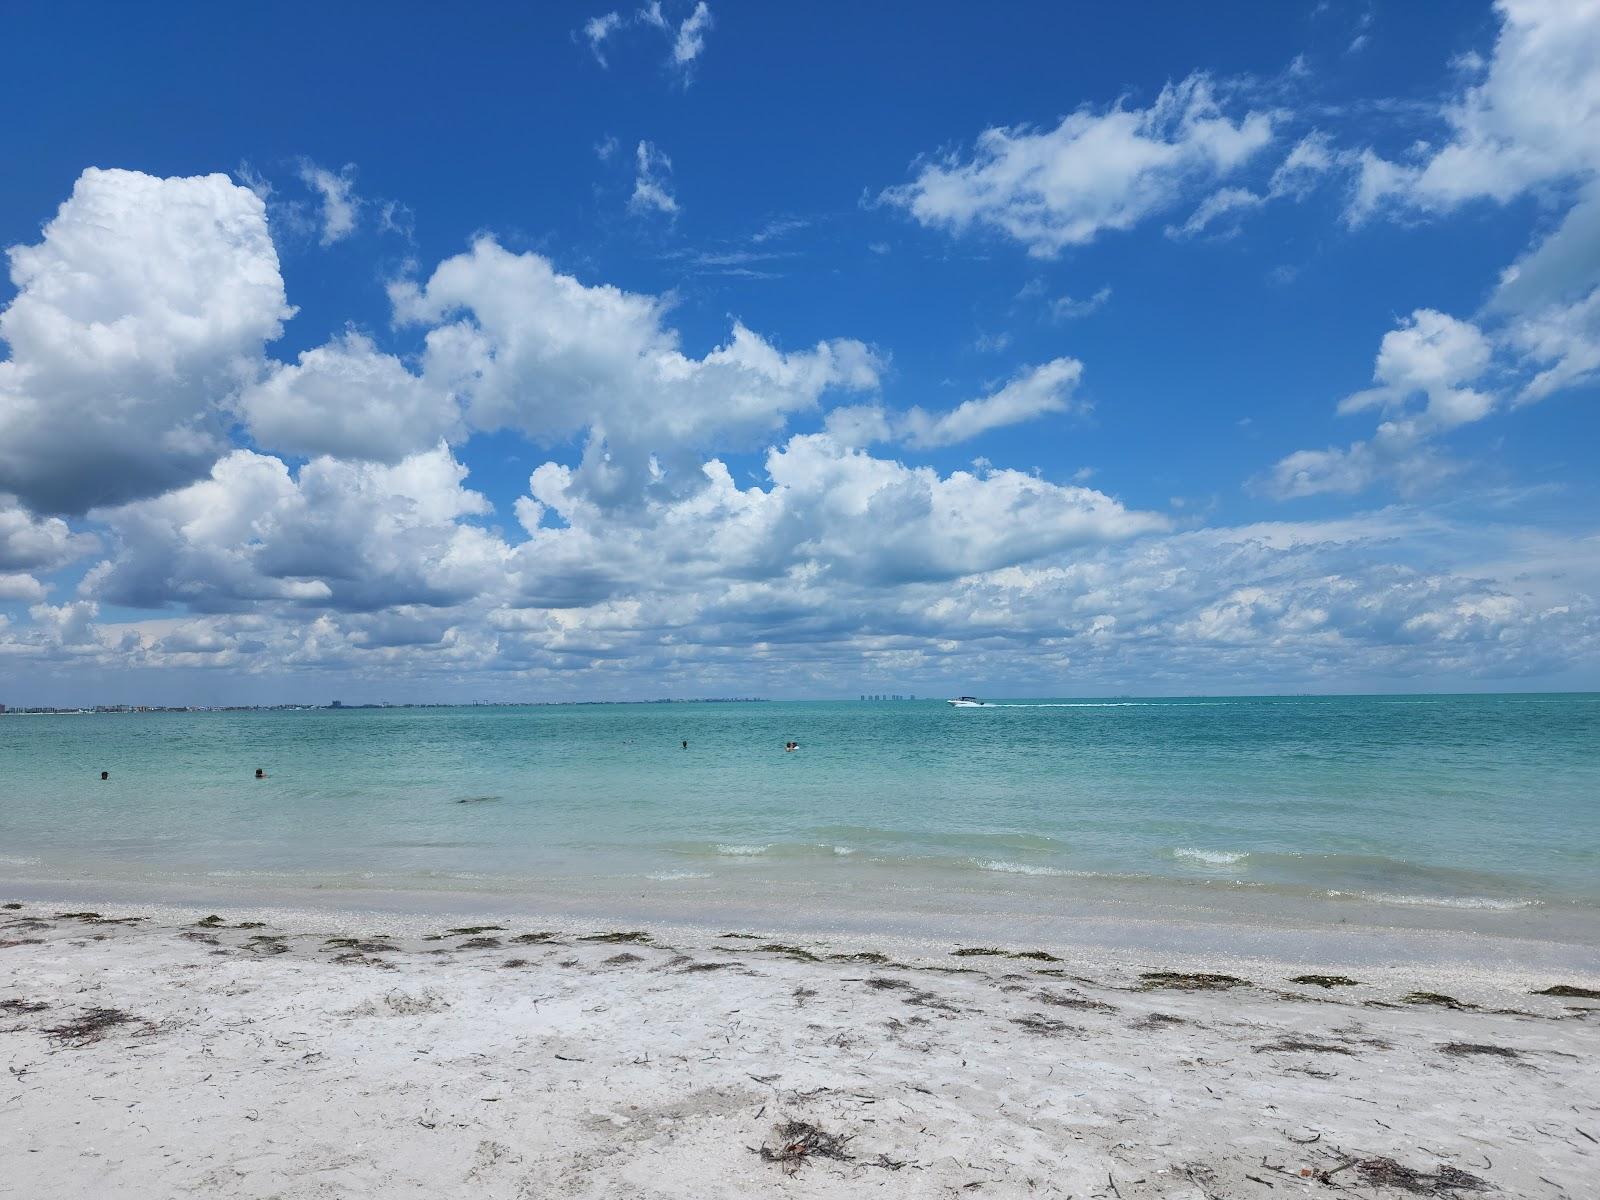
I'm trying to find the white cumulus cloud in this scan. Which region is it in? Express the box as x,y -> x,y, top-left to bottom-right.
881,74 -> 1274,256
389,237 -> 880,508
0,168 -> 291,514
239,332 -> 462,462
1350,0 -> 1600,221
896,358 -> 1085,448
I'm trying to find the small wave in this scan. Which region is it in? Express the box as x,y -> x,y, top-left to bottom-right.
1173,848 -> 1249,868
0,854 -> 42,866
453,795 -> 502,805
714,843 -> 770,856
831,846 -> 856,856
974,859 -> 1082,877
1329,890 -> 1540,912
647,870 -> 712,881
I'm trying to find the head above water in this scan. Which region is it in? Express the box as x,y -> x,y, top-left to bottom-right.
100,770 -> 108,780
254,768 -> 265,778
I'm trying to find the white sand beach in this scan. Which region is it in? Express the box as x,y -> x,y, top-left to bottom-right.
3,900 -> 1596,1198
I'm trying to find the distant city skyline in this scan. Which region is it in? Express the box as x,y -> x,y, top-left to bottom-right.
1,1 -> 1597,705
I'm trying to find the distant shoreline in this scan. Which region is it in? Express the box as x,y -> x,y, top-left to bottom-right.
4,691 -> 1596,716
0,697 -> 771,715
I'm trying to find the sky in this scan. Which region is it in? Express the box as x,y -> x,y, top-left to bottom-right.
0,0 -> 1598,705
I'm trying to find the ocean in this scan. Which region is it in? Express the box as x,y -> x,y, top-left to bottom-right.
4,694 -> 1598,946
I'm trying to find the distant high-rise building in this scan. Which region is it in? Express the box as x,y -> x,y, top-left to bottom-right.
330,700 -> 343,708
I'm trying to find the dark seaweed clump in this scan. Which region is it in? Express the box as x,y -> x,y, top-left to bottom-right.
45,1007 -> 135,1045
1533,984 -> 1600,1000
1401,992 -> 1476,1011
1139,971 -> 1251,991
1440,1041 -> 1519,1058
1351,1156 -> 1489,1195
755,1120 -> 854,1173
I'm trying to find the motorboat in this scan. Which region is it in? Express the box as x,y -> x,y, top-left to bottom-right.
947,696 -> 989,707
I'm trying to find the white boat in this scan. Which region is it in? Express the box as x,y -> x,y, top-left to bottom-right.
947,696 -> 989,707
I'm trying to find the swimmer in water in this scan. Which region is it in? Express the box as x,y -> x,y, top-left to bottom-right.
254,768 -> 266,779
681,740 -> 688,750
785,741 -> 799,752
100,770 -> 109,780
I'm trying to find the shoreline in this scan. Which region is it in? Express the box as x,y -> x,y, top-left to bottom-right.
3,895 -> 1597,1197
8,870 -> 1599,988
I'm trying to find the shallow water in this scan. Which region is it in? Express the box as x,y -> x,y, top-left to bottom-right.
3,695 -> 1597,935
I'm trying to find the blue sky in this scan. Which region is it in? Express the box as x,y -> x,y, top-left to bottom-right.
1,0 -> 1597,703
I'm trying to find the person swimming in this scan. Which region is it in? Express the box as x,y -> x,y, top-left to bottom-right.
784,741 -> 799,752
254,768 -> 266,779
681,740 -> 688,750
100,770 -> 108,780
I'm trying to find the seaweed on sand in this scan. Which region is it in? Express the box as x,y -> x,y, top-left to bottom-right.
1534,984 -> 1600,1000
1034,988 -> 1116,1013
56,911 -> 144,925
1139,971 -> 1251,991
1439,1041 -> 1520,1058
903,989 -> 960,1013
1130,1012 -> 1185,1030
457,937 -> 502,950
1,998 -> 48,1014
755,943 -> 823,962
578,930 -> 652,944
333,951 -> 394,968
604,952 -> 643,965
1401,992 -> 1477,1010
445,925 -> 505,936
1,903 -> 22,910
952,946 -> 1061,962
1345,1156 -> 1490,1194
243,935 -> 290,955
193,914 -> 227,928
1255,1037 -> 1356,1055
509,932 -> 559,945
45,1007 -> 136,1045
755,1119 -> 854,1174
1290,974 -> 1361,988
1012,1013 -> 1079,1036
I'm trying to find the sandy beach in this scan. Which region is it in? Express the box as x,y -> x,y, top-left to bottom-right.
3,899 -> 1596,1198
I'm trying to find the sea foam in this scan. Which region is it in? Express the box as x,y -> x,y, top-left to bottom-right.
1172,847 -> 1249,868
974,859 -> 1081,877
1330,890 -> 1540,911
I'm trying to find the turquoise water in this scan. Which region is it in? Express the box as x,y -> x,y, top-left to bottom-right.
3,695 -> 1598,924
